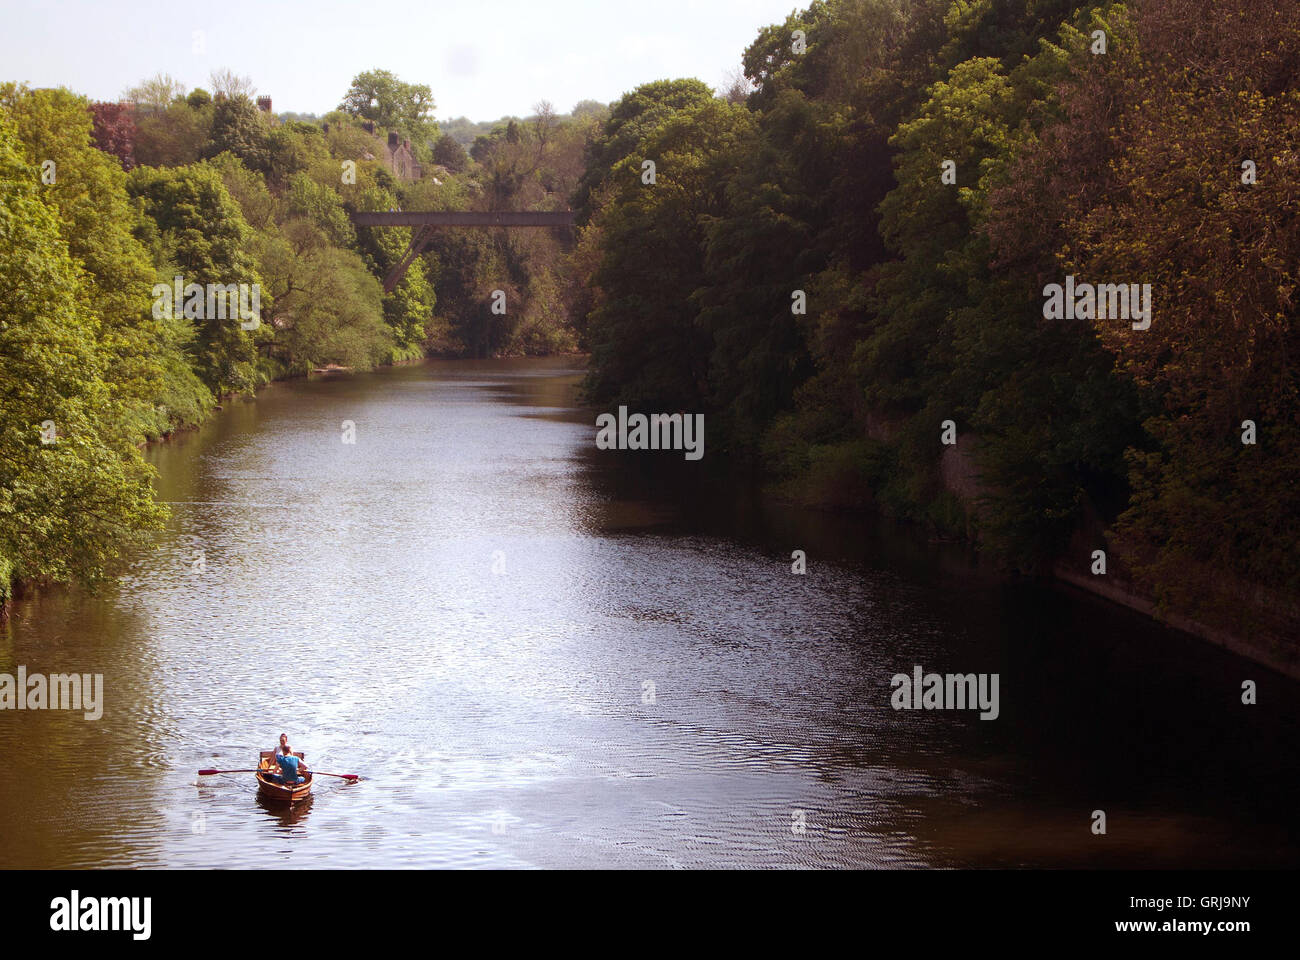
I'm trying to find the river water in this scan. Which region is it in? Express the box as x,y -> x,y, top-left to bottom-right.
1,358 -> 1296,868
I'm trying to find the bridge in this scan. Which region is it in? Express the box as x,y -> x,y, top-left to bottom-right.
349,211 -> 575,293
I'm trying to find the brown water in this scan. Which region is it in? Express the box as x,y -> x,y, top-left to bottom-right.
1,357 -> 1296,868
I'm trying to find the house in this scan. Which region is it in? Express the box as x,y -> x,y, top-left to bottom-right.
384,132 -> 422,181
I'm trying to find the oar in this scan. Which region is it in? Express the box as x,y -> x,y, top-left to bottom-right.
198,768 -> 359,781
198,768 -> 260,775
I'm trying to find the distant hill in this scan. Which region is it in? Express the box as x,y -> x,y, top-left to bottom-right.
441,100 -> 607,149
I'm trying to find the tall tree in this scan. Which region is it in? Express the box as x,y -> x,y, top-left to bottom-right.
2,83 -> 212,440
127,163 -> 266,392
0,114 -> 165,599
338,69 -> 436,148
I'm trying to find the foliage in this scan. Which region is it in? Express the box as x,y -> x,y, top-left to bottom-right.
988,0 -> 1300,607
1,84 -> 212,441
431,134 -> 469,174
204,95 -> 269,172
126,162 -> 265,392
0,114 -> 166,597
338,69 -> 436,150
89,101 -> 137,169
577,0 -> 1300,638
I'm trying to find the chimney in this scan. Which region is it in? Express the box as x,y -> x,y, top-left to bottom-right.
403,139 -> 410,151
388,131 -> 398,148
256,96 -> 272,113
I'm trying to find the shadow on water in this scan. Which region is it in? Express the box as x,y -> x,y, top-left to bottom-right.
563,369 -> 1300,868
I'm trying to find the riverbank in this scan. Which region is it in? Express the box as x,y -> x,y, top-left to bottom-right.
0,349 -> 464,619
1052,561 -> 1299,680
764,433 -> 1300,681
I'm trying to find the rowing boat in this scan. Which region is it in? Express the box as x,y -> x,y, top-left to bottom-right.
256,750 -> 313,804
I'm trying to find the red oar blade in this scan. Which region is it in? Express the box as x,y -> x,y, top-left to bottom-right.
197,768 -> 259,775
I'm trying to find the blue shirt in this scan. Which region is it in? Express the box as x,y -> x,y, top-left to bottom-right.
276,754 -> 303,783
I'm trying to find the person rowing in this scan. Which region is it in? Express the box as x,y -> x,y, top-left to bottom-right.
265,737 -> 309,784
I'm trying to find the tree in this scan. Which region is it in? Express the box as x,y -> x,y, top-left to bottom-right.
133,98 -> 211,167
263,121 -> 328,187
209,69 -> 256,101
584,98 -> 757,410
2,83 -> 212,441
354,184 -> 436,356
252,218 -> 392,372
992,0 -> 1300,619
431,133 -> 469,173
204,95 -> 269,172
89,101 -> 137,169
572,78 -> 716,222
284,170 -> 356,247
206,150 -> 276,228
571,100 -> 608,119
122,73 -> 186,110
127,163 -> 265,392
338,69 -> 436,147
0,114 -> 165,600
719,66 -> 752,103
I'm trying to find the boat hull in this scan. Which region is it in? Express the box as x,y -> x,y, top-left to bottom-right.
256,751 -> 313,804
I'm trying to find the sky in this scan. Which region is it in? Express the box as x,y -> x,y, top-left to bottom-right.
2,0 -> 801,121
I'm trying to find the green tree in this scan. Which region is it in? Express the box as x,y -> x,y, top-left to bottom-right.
338,69 -> 436,148
253,218 -> 392,372
354,184 -> 435,356
127,163 -> 265,392
134,98 -> 212,167
573,78 -> 716,222
204,95 -> 270,172
431,133 -> 469,173
122,73 -> 185,109
997,0 -> 1300,618
0,83 -> 212,441
284,171 -> 357,248
0,115 -> 165,600
585,98 -> 757,410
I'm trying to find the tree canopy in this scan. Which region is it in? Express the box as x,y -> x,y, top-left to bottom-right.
338,69 -> 436,148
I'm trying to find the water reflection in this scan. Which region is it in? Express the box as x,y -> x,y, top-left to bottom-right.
256,793 -> 315,828
0,358 -> 1296,869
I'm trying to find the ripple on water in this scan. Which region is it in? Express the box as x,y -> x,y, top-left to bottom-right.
3,359 -> 1297,869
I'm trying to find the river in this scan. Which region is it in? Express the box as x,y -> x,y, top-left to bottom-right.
1,358 -> 1296,868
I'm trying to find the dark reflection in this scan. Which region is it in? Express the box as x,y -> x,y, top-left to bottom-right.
256,792 -> 314,828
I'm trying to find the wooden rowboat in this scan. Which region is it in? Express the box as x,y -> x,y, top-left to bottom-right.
256,750 -> 313,805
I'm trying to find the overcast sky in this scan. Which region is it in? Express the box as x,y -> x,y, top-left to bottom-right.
2,0 -> 800,120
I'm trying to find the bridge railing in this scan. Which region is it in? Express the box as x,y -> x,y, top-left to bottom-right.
350,211 -> 575,228
348,211 -> 576,292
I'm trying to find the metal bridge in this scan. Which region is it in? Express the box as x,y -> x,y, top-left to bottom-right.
349,211 -> 575,292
